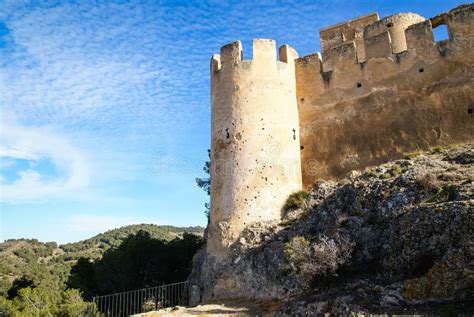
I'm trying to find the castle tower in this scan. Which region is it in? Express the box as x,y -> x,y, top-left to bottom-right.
208,39 -> 302,260
364,13 -> 425,54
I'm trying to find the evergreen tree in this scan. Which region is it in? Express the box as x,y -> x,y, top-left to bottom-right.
196,149 -> 211,218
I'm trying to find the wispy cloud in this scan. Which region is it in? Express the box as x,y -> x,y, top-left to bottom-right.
0,1 -> 206,140
0,117 -> 90,202
0,1 -> 342,137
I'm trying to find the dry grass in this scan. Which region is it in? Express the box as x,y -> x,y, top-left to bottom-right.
283,191 -> 309,210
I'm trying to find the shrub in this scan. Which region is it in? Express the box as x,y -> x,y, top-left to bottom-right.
284,233 -> 355,279
284,191 -> 309,210
7,277 -> 35,299
404,149 -> 423,159
284,236 -> 311,274
390,164 -> 402,177
56,289 -> 92,316
425,184 -> 459,203
416,173 -> 439,190
381,164 -> 402,179
366,167 -> 378,178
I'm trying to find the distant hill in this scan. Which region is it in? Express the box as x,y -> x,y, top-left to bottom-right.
0,224 -> 204,296
60,224 -> 204,260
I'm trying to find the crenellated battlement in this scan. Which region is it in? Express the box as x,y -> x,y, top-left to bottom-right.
211,39 -> 298,78
298,4 -> 474,87
320,12 -> 379,63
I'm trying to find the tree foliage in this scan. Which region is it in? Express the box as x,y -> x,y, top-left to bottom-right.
67,231 -> 203,300
0,225 -> 204,315
61,224 -> 203,260
1,286 -> 91,316
196,149 -> 211,218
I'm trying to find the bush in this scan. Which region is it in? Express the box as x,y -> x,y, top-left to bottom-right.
284,233 -> 355,279
390,164 -> 402,177
284,191 -> 309,210
366,167 -> 378,178
56,289 -> 92,316
381,164 -> 403,179
1,287 -> 91,316
7,277 -> 35,299
416,173 -> 439,190
284,236 -> 311,274
425,184 -> 459,203
404,150 -> 423,159
13,248 -> 35,262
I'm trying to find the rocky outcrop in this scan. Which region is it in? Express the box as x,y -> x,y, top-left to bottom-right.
189,144 -> 474,315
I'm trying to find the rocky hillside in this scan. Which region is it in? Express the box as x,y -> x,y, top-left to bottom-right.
189,144 -> 473,315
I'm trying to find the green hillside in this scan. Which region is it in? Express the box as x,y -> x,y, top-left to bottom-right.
0,224 -> 204,297
60,224 -> 204,260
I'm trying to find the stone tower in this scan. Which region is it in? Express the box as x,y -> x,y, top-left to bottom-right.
207,39 -> 302,260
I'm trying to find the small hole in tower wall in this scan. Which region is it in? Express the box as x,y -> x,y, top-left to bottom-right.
419,68 -> 424,73
386,22 -> 394,28
357,83 -> 362,88
468,108 -> 473,114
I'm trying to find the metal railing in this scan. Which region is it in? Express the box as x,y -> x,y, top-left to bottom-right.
91,281 -> 188,316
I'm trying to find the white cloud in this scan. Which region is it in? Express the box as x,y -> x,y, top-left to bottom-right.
66,214 -> 164,234
0,118 -> 90,202
0,1 -> 340,150
0,1 -> 204,145
0,148 -> 39,160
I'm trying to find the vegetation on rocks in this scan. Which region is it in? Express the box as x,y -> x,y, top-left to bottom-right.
283,191 -> 309,210
284,234 -> 354,279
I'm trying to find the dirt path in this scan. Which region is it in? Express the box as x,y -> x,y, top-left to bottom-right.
133,299 -> 281,316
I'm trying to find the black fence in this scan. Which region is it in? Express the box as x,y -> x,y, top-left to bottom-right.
91,281 -> 188,316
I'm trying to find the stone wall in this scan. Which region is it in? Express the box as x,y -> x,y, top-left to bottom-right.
296,4 -> 474,187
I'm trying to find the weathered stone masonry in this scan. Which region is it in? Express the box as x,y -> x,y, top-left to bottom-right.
208,40 -> 302,260
208,4 -> 474,260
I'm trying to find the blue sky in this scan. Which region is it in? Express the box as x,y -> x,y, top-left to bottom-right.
0,0 -> 464,243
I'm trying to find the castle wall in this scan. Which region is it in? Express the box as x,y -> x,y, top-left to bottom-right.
208,40 -> 302,260
296,5 -> 474,187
